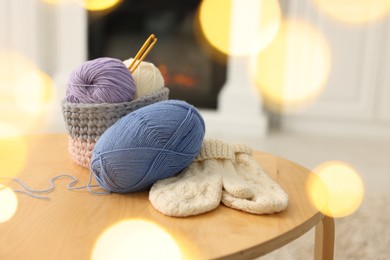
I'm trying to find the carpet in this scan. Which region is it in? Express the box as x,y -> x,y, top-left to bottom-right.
259,191 -> 390,260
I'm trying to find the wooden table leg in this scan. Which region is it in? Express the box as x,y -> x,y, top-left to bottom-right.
314,215 -> 335,260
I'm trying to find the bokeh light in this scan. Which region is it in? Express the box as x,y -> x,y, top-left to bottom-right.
92,219 -> 181,260
13,69 -> 54,115
75,0 -> 122,11
312,0 -> 390,25
0,50 -> 55,133
306,161 -> 365,218
40,0 -> 72,5
0,51 -> 36,84
0,123 -> 29,178
0,184 -> 18,223
253,19 -> 332,113
196,0 -> 281,57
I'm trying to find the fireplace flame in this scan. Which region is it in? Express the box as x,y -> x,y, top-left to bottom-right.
158,64 -> 197,89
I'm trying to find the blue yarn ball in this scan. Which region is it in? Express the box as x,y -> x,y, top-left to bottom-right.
91,100 -> 205,193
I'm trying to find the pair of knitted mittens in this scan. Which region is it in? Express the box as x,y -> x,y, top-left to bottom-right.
149,139 -> 288,217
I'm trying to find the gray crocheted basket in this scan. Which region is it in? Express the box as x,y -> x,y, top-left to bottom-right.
62,87 -> 169,168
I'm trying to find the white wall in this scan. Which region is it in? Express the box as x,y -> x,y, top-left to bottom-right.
0,0 -> 86,134
2,0 -> 389,138
279,0 -> 390,138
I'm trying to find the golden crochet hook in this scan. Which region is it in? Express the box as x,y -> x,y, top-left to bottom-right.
128,34 -> 158,73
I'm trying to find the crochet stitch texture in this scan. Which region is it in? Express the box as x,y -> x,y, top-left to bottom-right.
62,87 -> 169,168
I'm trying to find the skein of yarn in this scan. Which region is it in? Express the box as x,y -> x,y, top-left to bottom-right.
123,58 -> 164,98
90,100 -> 205,193
67,57 -> 136,104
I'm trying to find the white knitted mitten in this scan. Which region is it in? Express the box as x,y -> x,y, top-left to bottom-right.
149,139 -> 234,217
221,144 -> 289,215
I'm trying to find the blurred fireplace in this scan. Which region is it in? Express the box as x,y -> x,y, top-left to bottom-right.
88,0 -> 227,109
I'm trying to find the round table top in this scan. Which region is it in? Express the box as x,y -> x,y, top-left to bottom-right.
0,134 -> 323,260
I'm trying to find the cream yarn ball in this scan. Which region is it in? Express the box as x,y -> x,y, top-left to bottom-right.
123,58 -> 165,99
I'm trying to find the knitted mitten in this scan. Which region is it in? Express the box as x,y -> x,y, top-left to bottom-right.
221,144 -> 289,215
149,139 -> 234,217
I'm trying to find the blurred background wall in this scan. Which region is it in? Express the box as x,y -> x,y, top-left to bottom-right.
0,0 -> 390,139
1,2 -> 390,257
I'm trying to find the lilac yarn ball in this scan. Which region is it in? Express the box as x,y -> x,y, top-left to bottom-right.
66,57 -> 136,104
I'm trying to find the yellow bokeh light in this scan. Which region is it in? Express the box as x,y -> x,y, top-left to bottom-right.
253,19 -> 332,113
0,50 -> 55,133
306,161 -> 365,218
0,123 -> 29,178
0,184 -> 18,223
0,51 -> 36,82
92,219 -> 182,260
312,0 -> 390,25
75,0 -> 122,11
13,69 -> 54,115
197,0 -> 281,56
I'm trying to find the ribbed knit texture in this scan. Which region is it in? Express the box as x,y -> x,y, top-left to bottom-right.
195,139 -> 235,161
232,143 -> 252,155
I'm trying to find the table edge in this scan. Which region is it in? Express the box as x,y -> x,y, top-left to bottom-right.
218,211 -> 324,260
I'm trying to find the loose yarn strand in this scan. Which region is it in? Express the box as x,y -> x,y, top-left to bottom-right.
13,190 -> 50,200
86,169 -> 111,195
0,174 -> 109,200
0,181 -> 48,200
0,177 -> 52,200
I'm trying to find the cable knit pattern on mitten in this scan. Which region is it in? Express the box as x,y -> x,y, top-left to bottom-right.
150,140 -> 288,217
197,140 -> 254,199
149,159 -> 223,217
149,139 -> 235,217
221,144 -> 289,215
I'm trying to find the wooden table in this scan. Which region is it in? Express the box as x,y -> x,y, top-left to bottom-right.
0,135 -> 334,260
